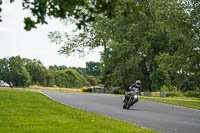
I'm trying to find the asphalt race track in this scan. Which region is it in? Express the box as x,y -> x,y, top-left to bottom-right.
41,91 -> 200,133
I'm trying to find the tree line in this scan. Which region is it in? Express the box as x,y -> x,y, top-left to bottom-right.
0,56 -> 101,88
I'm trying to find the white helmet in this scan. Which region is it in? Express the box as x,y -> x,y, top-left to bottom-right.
136,80 -> 141,86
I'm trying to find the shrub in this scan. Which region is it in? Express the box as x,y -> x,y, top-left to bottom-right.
194,87 -> 200,92
160,85 -> 169,92
150,69 -> 170,92
169,86 -> 177,92
166,92 -> 180,97
86,75 -> 99,86
54,69 -> 90,88
184,91 -> 200,98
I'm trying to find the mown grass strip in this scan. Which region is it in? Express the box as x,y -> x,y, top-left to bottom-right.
0,89 -> 156,133
141,96 -> 200,110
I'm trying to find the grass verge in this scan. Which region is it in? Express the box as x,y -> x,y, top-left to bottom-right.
141,96 -> 200,110
0,89 -> 156,133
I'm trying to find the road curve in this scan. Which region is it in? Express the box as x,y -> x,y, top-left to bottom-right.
41,91 -> 200,133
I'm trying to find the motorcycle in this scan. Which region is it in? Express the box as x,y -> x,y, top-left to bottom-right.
123,87 -> 139,109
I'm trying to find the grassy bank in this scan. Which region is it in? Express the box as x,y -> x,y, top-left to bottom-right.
0,89 -> 156,133
141,96 -> 200,110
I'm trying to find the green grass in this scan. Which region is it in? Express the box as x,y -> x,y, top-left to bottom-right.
141,96 -> 200,110
0,89 -> 156,133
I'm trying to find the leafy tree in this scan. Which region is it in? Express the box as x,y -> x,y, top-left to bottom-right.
45,71 -> 55,87
49,65 -> 59,71
54,68 -> 90,88
71,67 -> 87,76
86,61 -> 101,77
0,0 -> 121,30
24,58 -> 53,86
0,56 -> 31,86
48,0 -> 200,91
86,75 -> 100,86
49,65 -> 67,71
0,58 -> 10,82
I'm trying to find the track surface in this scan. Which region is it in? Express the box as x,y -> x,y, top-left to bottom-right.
41,91 -> 200,133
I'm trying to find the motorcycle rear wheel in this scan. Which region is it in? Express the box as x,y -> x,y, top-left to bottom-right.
123,103 -> 127,109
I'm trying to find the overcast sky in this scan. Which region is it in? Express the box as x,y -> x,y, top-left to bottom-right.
0,1 -> 102,68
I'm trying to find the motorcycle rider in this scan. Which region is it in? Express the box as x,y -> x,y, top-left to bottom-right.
9,82 -> 13,88
124,80 -> 142,101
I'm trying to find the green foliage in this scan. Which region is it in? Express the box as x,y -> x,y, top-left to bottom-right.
45,71 -> 55,87
49,65 -> 88,76
71,67 -> 87,76
184,91 -> 200,98
85,75 -> 100,86
0,56 -> 31,87
86,61 -> 101,77
150,70 -> 168,91
24,17 -> 36,31
49,0 -> 200,92
0,55 -> 103,88
1,56 -> 94,88
160,85 -> 169,92
0,0 -> 122,30
24,58 -> 52,86
65,68 -> 90,87
48,65 -> 68,71
166,92 -> 181,97
54,71 -> 71,88
54,69 -> 90,88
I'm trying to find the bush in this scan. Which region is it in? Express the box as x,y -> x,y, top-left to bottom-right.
166,92 -> 181,97
54,69 -> 90,88
160,85 -> 177,92
150,69 -> 169,92
160,85 -> 169,92
184,91 -> 200,98
86,75 -> 99,86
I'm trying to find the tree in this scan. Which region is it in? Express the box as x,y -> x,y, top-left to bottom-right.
86,61 -> 101,77
54,68 -> 90,88
48,0 -> 200,91
0,0 -> 121,30
71,67 -> 87,76
48,65 -> 67,71
0,56 -> 31,86
24,58 -> 53,86
85,75 -> 99,86
0,58 -> 10,82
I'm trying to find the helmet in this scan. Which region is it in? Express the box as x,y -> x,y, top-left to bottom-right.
136,80 -> 141,86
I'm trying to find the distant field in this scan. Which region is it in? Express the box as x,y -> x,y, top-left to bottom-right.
0,89 -> 156,133
141,96 -> 200,110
